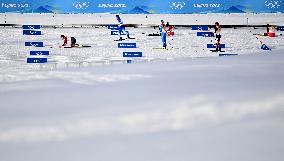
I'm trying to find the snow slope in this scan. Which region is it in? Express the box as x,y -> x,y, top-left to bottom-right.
1,13 -> 284,26
0,13 -> 283,75
0,49 -> 284,161
0,26 -> 284,75
0,13 -> 284,161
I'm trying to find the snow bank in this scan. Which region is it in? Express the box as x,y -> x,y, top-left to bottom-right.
0,49 -> 284,161
1,13 -> 284,26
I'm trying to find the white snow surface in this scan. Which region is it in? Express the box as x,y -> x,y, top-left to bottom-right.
0,50 -> 284,161
0,14 -> 284,75
1,13 -> 284,26
0,14 -> 284,161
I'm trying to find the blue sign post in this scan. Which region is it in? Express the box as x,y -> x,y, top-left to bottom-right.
111,30 -> 126,35
118,43 -> 137,48
23,25 -> 49,63
197,32 -> 214,37
23,30 -> 42,35
207,44 -> 226,48
192,26 -> 209,31
27,58 -> 48,63
123,52 -> 142,57
30,51 -> 49,56
25,42 -> 44,47
277,26 -> 284,31
22,25 -> 41,30
108,25 -> 120,30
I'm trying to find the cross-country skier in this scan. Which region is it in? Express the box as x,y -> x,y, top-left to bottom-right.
214,22 -> 222,52
159,20 -> 167,49
268,25 -> 276,37
166,22 -> 174,48
60,35 -> 77,47
61,35 -> 68,46
166,22 -> 174,36
116,15 -> 132,41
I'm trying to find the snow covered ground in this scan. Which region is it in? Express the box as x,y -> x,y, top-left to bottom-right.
1,13 -> 284,26
0,14 -> 284,161
0,24 -> 284,76
0,49 -> 284,161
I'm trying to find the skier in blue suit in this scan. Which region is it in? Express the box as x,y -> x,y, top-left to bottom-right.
159,20 -> 167,49
116,15 -> 132,41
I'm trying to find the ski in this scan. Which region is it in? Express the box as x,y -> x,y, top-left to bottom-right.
210,50 -> 225,52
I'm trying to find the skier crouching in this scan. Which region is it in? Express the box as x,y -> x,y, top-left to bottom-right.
60,35 -> 77,48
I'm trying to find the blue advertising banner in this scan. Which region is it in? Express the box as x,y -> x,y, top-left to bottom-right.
27,58 -> 48,63
111,30 -> 127,35
0,0 -> 283,13
25,42 -> 44,47
277,26 -> 284,31
207,44 -> 226,48
108,25 -> 120,30
30,51 -> 49,56
23,30 -> 41,35
197,32 -> 214,37
22,25 -> 41,30
123,52 -> 142,57
192,26 -> 209,31
118,43 -> 137,48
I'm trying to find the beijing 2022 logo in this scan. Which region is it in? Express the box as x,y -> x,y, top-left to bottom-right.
265,0 -> 282,9
73,1 -> 90,10
169,1 -> 186,10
